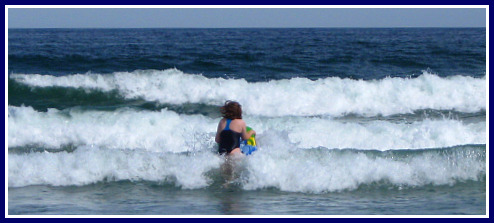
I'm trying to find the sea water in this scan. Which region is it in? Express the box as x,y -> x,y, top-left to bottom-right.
7,28 -> 486,215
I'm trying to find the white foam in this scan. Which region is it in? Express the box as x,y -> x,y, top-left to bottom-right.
253,116 -> 486,150
8,106 -> 218,153
8,146 -> 222,188
9,69 -> 486,117
8,106 -> 486,152
8,144 -> 485,191
241,146 -> 485,193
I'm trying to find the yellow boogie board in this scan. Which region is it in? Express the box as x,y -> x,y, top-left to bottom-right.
240,126 -> 257,155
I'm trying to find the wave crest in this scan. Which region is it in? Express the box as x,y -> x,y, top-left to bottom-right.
9,69 -> 486,117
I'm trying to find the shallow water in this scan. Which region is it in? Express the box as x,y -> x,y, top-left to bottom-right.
9,179 -> 485,215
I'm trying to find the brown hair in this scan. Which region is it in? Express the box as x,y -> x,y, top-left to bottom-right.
220,100 -> 242,119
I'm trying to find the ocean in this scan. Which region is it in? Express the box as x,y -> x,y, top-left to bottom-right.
7,28 -> 486,215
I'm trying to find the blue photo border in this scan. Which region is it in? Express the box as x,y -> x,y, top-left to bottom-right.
1,0 -> 491,220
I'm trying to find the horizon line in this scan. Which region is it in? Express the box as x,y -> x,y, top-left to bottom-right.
7,26 -> 487,29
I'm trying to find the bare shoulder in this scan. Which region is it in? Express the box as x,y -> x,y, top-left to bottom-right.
228,119 -> 245,132
229,119 -> 244,128
234,119 -> 246,125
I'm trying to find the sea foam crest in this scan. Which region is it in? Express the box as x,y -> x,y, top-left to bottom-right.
242,145 -> 485,192
8,147 -> 222,188
10,69 -> 486,117
8,144 -> 485,191
8,106 -> 485,151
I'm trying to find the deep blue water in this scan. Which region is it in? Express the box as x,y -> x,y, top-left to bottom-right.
8,28 -> 486,81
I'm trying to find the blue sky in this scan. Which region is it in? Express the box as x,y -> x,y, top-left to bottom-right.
8,8 -> 487,28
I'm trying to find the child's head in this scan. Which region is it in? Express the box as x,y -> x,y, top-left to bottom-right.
220,100 -> 242,119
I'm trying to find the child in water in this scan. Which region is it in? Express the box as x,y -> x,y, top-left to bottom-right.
215,100 -> 256,156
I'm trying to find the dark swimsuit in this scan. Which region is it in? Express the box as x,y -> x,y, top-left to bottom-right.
218,119 -> 242,154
